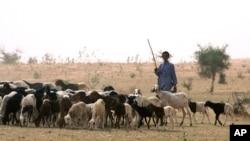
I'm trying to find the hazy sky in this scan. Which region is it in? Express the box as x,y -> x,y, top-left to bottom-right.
0,0 -> 249,63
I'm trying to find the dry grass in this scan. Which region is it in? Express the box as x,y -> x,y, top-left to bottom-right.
0,58 -> 250,141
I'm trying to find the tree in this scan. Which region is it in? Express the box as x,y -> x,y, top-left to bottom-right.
0,48 -> 22,64
194,44 -> 230,94
27,57 -> 38,64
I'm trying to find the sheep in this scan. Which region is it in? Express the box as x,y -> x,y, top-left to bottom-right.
151,84 -> 192,126
188,99 -> 210,124
163,106 -> 176,130
88,99 -> 106,129
204,100 -> 234,126
64,101 -> 88,128
19,94 -> 36,127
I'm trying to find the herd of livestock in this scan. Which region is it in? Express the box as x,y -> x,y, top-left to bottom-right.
0,79 -> 235,130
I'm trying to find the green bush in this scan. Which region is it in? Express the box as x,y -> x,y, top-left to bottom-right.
218,72 -> 227,84
33,72 -> 41,79
130,72 -> 136,78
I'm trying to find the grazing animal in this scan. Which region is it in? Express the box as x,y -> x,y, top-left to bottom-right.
131,100 -> 155,129
163,106 -> 176,130
2,93 -> 24,125
188,99 -> 210,124
86,103 -> 94,122
133,95 -> 164,109
110,97 -> 128,129
70,90 -> 87,103
42,85 -> 58,100
33,86 -> 47,114
55,79 -> 79,91
123,103 -> 133,128
71,90 -> 116,127
151,84 -> 192,126
0,91 -> 18,120
146,103 -> 164,127
89,99 -> 106,129
35,99 -> 60,127
20,94 -> 36,127
64,101 -> 88,128
35,99 -> 52,127
22,80 -> 44,90
57,96 -> 72,128
103,85 -> 115,91
204,100 -> 234,126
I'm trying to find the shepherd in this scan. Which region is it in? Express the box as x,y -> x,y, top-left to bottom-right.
147,39 -> 177,92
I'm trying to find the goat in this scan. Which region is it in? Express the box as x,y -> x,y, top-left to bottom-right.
163,106 -> 176,130
151,84 -> 192,126
188,99 -> 210,124
19,94 -> 36,127
55,79 -> 79,91
88,99 -> 106,129
131,100 -> 155,129
205,100 -> 234,126
64,101 -> 88,128
57,96 -> 72,128
35,99 -> 51,127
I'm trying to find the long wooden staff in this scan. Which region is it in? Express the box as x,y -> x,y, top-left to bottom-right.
147,39 -> 157,68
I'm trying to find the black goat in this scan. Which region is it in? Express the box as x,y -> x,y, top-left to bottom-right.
205,100 -> 234,126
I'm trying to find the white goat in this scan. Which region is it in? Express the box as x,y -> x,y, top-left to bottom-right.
134,95 -> 163,107
151,84 -> 192,126
88,99 -> 106,129
124,103 -> 133,128
163,106 -> 176,130
20,94 -> 37,127
188,99 -> 210,124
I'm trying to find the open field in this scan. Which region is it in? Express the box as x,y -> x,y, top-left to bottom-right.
0,58 -> 250,141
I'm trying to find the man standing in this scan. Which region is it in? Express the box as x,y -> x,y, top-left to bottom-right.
154,51 -> 177,92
